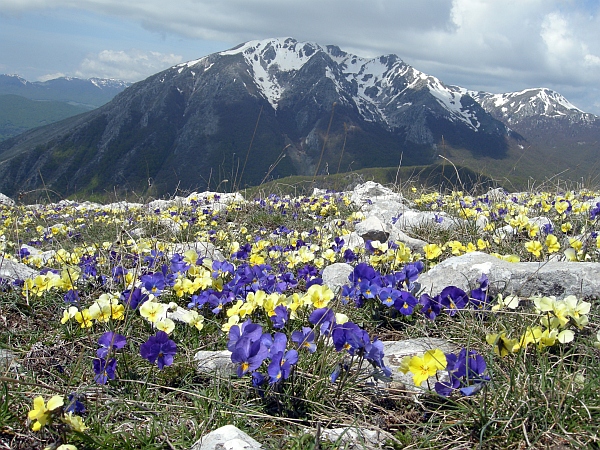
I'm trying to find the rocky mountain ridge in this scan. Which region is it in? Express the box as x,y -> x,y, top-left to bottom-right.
0,74 -> 130,107
0,38 -> 598,199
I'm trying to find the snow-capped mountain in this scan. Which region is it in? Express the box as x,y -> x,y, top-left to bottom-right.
0,37 -> 598,198
0,74 -> 130,107
469,88 -> 598,125
207,38 -> 498,134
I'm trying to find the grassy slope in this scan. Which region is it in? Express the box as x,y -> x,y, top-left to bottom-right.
0,94 -> 91,141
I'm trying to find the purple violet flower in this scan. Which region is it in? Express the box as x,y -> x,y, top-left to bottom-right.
97,331 -> 127,358
93,357 -> 117,384
139,331 -> 177,370
231,337 -> 268,377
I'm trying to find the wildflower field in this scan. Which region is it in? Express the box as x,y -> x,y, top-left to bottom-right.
0,183 -> 599,449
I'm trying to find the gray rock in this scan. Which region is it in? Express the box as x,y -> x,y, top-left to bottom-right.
417,251 -> 600,299
319,426 -> 392,449
350,181 -> 401,206
171,241 -> 225,262
191,424 -> 262,450
159,218 -> 182,235
343,232 -> 364,250
20,245 -> 55,265
0,259 -> 37,281
0,349 -> 17,372
194,350 -> 235,376
383,338 -> 458,390
354,216 -> 389,243
360,200 -> 409,226
147,198 -> 185,211
0,193 -> 15,206
394,209 -> 459,231
185,191 -> 245,212
388,228 -> 429,253
322,263 -> 353,294
485,187 -> 506,203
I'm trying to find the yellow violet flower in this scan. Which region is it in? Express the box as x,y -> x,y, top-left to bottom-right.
486,332 -> 520,357
139,301 -> 166,323
423,244 -> 442,260
399,349 -> 447,386
62,412 -> 88,432
305,284 -> 334,308
28,395 -> 64,431
524,240 -> 543,257
545,234 -> 560,253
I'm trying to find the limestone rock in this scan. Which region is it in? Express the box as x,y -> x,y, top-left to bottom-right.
322,263 -> 353,294
388,228 -> 428,253
354,216 -> 389,243
170,241 -> 225,262
349,181 -> 401,206
417,251 -> 600,299
343,232 -> 364,250
394,209 -> 459,231
194,350 -> 235,376
0,193 -> 15,206
0,259 -> 37,282
191,424 -> 262,450
383,338 -> 458,390
0,349 -> 17,372
319,426 -> 391,449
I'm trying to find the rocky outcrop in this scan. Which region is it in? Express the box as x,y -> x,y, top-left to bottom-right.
417,251 -> 600,299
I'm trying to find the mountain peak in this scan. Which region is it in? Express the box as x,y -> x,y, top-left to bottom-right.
470,86 -> 597,124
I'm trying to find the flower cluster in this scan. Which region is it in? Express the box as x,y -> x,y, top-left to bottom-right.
486,294 -> 591,355
28,394 -> 87,436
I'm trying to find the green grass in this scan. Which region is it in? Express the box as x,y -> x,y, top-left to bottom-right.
0,94 -> 91,141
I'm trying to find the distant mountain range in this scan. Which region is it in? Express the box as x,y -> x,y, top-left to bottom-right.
0,38 -> 598,200
0,75 -> 130,141
0,75 -> 130,107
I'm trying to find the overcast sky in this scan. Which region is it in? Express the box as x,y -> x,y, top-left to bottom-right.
1,0 -> 600,114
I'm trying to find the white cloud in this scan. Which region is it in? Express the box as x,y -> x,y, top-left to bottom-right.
2,0 -> 600,112
74,49 -> 183,81
37,72 -> 66,81
584,54 -> 600,67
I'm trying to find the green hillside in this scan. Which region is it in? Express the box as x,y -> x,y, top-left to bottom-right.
0,94 -> 91,141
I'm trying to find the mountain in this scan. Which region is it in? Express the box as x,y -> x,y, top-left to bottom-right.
0,74 -> 130,108
0,75 -> 130,142
0,38 -> 597,199
0,94 -> 91,141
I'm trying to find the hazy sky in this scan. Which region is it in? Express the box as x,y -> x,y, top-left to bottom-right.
1,0 -> 600,114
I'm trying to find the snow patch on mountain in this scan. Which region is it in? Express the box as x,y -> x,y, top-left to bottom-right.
470,87 -> 598,124
175,37 -> 594,132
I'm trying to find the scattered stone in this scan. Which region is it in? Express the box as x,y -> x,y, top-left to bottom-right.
186,191 -> 245,212
0,193 -> 15,207
191,424 -> 262,450
194,349 -> 235,376
394,209 -> 458,231
171,241 -> 225,262
147,198 -> 185,211
383,338 -> 458,390
342,232 -> 364,250
159,218 -> 182,235
322,262 -> 353,294
354,216 -> 389,243
20,245 -> 55,265
485,187 -> 507,203
360,200 -> 409,226
0,349 -> 17,372
388,228 -> 428,253
417,251 -> 600,299
0,259 -> 37,282
319,426 -> 392,449
349,181 -> 401,206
